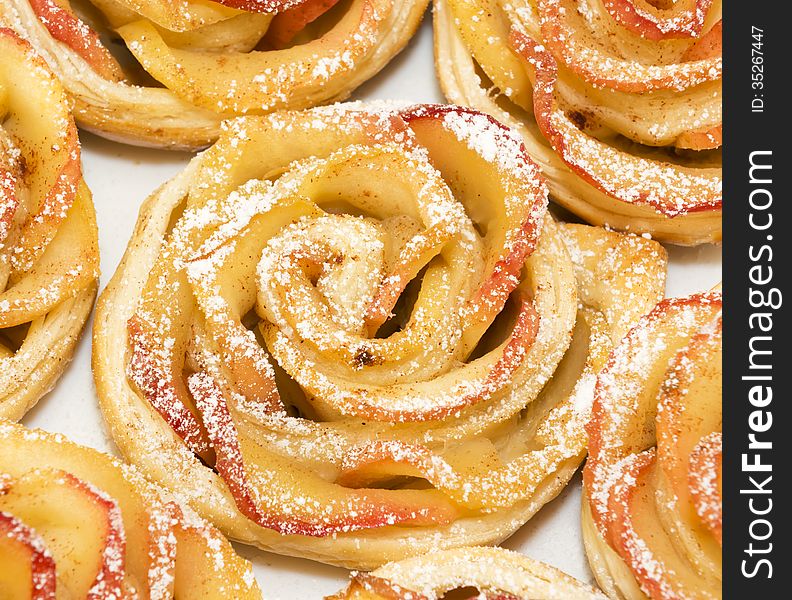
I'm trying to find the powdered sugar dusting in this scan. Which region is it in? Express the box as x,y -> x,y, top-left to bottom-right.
106,102 -> 666,558
584,291 -> 722,597
0,421 -> 261,597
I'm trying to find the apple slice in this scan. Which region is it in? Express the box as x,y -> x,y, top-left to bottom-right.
188,371 -> 458,536
335,415 -> 579,513
509,31 -> 721,218
266,292 -> 539,422
165,501 -> 259,599
400,105 -> 547,348
656,317 -> 722,500
0,29 -> 98,334
0,421 -> 263,598
655,314 -> 722,570
681,20 -> 722,62
656,315 -> 723,544
0,131 -> 19,249
266,0 -> 342,49
584,292 -> 722,535
89,0 -> 242,31
444,0 -> 533,108
126,315 -> 213,457
214,0 -> 309,13
0,182 -> 98,329
0,469 -> 127,599
608,452 -> 718,600
117,0 -> 382,114
29,0 -> 125,81
341,572 -> 431,600
675,124 -> 722,151
0,510 -> 56,599
689,432 -> 722,545
534,0 -> 721,92
675,20 -> 722,150
0,28 -> 82,278
1,135 -> 18,292
601,0 -> 713,40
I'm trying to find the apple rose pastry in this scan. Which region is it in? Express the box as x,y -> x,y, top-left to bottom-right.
0,0 -> 428,150
433,0 -> 722,245
582,290 -> 722,599
0,29 -> 99,421
331,546 -> 607,599
0,421 -> 261,599
93,102 -> 667,568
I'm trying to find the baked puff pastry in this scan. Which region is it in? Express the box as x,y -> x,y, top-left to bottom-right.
582,290 -> 722,599
331,546 -> 607,599
0,420 -> 261,599
434,0 -> 722,245
0,29 -> 99,421
93,102 -> 667,568
0,0 -> 428,150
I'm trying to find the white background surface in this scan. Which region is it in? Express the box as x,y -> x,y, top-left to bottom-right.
23,11 -> 722,599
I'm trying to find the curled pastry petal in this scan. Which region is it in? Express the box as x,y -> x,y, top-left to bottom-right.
93,102 -> 667,568
508,31 -> 720,219
0,510 -> 57,599
433,0 -> 722,244
0,420 -> 261,599
601,0 -> 713,41
26,0 -> 125,81
582,291 -> 722,599
0,28 -> 99,421
331,546 -> 608,599
0,0 -> 428,149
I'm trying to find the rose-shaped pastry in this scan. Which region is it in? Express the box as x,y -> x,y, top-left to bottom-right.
331,546 -> 607,599
434,0 -> 722,245
0,0 -> 428,149
93,103 -> 667,568
0,29 -> 99,421
0,420 -> 261,599
583,290 -> 722,599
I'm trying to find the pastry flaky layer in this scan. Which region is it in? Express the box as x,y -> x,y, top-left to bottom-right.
582,290 -> 722,599
0,420 -> 261,599
331,546 -> 608,599
0,29 -> 99,421
93,101 -> 668,569
0,0 -> 428,150
434,0 -> 722,245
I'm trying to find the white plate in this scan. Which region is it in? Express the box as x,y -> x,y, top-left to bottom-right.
22,12 -> 722,599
